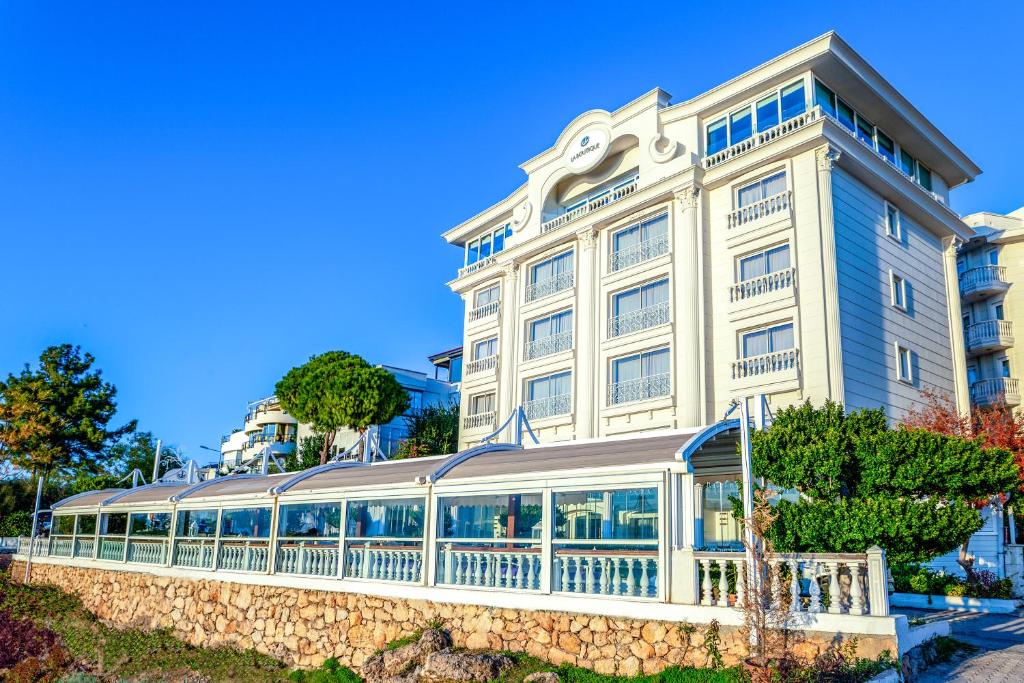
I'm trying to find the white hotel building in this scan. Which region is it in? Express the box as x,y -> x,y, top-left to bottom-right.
445,32 -> 980,448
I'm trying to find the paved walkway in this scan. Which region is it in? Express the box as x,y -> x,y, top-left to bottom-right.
903,609 -> 1024,682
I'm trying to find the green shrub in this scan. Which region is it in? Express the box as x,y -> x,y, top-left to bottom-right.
289,657 -> 361,683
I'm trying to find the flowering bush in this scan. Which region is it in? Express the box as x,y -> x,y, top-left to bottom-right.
893,564 -> 1014,599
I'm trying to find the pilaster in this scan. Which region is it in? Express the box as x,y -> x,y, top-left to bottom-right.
672,185 -> 704,427
941,236 -> 971,416
497,263 -> 520,432
814,145 -> 846,403
574,228 -> 599,439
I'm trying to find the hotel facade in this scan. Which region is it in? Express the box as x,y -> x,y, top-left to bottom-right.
445,32 -> 980,448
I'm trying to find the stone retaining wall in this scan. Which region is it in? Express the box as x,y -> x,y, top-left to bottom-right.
12,561 -> 896,673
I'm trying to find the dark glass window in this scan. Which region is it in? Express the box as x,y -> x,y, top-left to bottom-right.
856,114 -> 875,147
900,149 -> 916,177
729,107 -> 752,145
876,130 -> 896,164
706,118 -> 727,154
837,99 -> 855,131
780,81 -> 806,121
756,94 -> 779,132
814,80 -> 836,118
918,164 -> 933,191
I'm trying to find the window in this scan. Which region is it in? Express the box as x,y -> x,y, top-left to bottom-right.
895,344 -> 913,383
527,310 -> 573,359
469,392 -> 495,415
986,248 -> 999,266
899,149 -> 916,177
706,80 -> 804,153
176,509 -> 218,537
855,114 -> 875,147
344,498 -> 426,582
610,279 -> 670,336
737,171 -> 787,208
129,512 -> 171,537
956,256 -> 967,275
756,93 -> 780,132
814,80 -> 836,118
220,508 -> 272,537
611,213 -> 668,271
474,284 -> 500,308
473,336 -> 497,360
530,251 -> 573,284
1000,358 -> 1011,378
917,164 -> 933,192
967,365 -> 978,385
779,81 -> 806,121
836,98 -> 856,132
706,118 -> 727,154
876,130 -> 895,164
102,513 -> 128,536
554,488 -> 658,541
77,515 -> 96,535
885,202 -> 901,240
890,272 -> 907,310
277,502 -> 341,538
993,302 -> 1005,320
54,515 -> 75,535
465,224 -> 513,266
701,481 -> 744,550
610,347 -> 671,404
729,106 -> 752,145
738,244 -> 790,282
528,371 -> 571,401
742,323 -> 794,358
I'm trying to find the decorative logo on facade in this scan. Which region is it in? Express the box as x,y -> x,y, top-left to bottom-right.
565,128 -> 609,172
581,136 -> 590,146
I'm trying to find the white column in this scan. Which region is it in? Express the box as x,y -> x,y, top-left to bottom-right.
673,186 -> 704,427
941,236 -> 971,416
497,263 -> 520,438
814,146 -> 846,403
575,228 -> 599,439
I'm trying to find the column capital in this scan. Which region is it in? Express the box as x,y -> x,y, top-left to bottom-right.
500,261 -> 520,278
575,227 -> 599,250
815,145 -> 842,171
942,235 -> 964,254
674,185 -> 701,208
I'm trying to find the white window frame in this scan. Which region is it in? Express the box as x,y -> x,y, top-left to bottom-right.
472,336 -> 498,361
734,170 -> 787,209
706,78 -> 808,151
474,283 -> 501,308
894,343 -> 913,384
465,223 -> 512,266
469,392 -> 496,416
889,270 -> 907,311
884,201 -> 901,241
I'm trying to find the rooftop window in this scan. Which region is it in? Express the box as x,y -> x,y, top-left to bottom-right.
706,80 -> 806,155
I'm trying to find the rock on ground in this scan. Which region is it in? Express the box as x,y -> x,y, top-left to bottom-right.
362,628 -> 514,683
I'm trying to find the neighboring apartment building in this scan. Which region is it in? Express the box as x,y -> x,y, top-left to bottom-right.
444,32 -> 979,449
959,207 -> 1024,412
219,396 -> 299,471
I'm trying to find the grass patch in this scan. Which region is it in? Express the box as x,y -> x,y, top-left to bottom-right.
493,651 -> 742,683
930,636 -> 977,663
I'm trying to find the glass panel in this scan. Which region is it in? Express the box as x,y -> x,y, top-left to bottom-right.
1000,359 -> 1011,378
900,149 -> 915,176
221,508 -> 272,537
641,214 -> 668,240
102,513 -> 128,535
756,94 -> 779,132
701,481 -> 743,550
613,225 -> 640,254
613,355 -> 641,384
739,252 -> 766,281
439,493 -> 543,540
278,503 -> 342,538
856,114 -> 875,147
706,117 -> 727,154
893,276 -> 905,307
54,515 -> 75,535
780,81 -> 806,120
729,106 -> 752,144
643,348 -> 670,377
176,509 -> 218,537
766,245 -> 791,272
917,164 -> 933,191
899,348 -> 911,379
814,80 -> 836,118
876,130 -> 895,163
886,205 -> 899,237
479,235 -> 491,258
553,251 -> 573,275
475,285 -> 499,307
837,99 -> 855,131
492,229 -> 505,254
77,515 -> 97,535
768,323 -> 795,351
737,181 -> 763,208
761,171 -> 787,197
129,512 -> 172,537
467,240 -> 479,265
987,249 -> 999,266
614,288 -> 641,316
995,304 -> 1005,321
641,279 -> 670,307
347,498 -> 425,538
531,259 -> 552,284
742,330 -> 768,358
967,366 -> 978,384
554,488 -> 658,541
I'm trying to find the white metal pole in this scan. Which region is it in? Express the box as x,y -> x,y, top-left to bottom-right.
152,439 -> 162,482
24,474 -> 44,583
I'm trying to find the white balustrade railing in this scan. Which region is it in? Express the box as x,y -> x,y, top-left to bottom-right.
17,536 -> 49,557
609,234 -> 669,272
971,377 -> 1022,406
463,411 -> 496,430
553,550 -> 658,598
728,191 -> 792,230
458,255 -> 497,278
959,265 -> 1008,295
345,542 -> 423,582
439,544 -> 542,590
49,536 -> 74,557
732,349 -> 799,379
966,319 -> 1014,351
694,551 -> 884,616
541,178 -> 640,234
98,537 -> 125,561
468,300 -> 500,322
126,539 -> 168,565
608,301 -> 670,338
523,393 -> 572,421
525,272 -> 574,302
730,268 -> 796,303
524,331 -> 573,361
276,540 -> 340,577
173,539 -> 215,569
465,355 -> 498,375
703,108 -> 821,169
74,538 -> 95,558
218,540 -> 270,573
607,373 -> 671,406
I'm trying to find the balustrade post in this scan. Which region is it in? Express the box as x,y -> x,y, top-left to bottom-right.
734,559 -> 746,608
788,559 -> 801,613
865,546 -> 889,616
848,562 -> 866,616
807,562 -> 822,613
716,560 -> 729,607
826,561 -> 841,614
700,559 -> 713,605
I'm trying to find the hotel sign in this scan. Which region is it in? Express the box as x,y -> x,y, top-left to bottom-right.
565,128 -> 610,173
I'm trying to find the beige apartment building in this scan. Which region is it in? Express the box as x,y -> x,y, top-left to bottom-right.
444,32 -> 980,448
959,208 -> 1024,411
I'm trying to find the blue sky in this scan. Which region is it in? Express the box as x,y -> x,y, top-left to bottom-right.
2,1 -> 1021,461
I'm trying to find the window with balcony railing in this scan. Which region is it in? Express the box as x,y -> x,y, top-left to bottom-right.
462,223 -> 512,276
526,251 -> 574,302
525,310 -> 573,360
469,284 -> 501,321
608,347 -> 671,405
466,337 -> 498,375
706,80 -> 805,156
734,322 -> 798,379
610,213 -> 668,272
609,279 -> 670,338
524,371 -> 572,421
732,245 -> 793,303
541,173 -> 639,234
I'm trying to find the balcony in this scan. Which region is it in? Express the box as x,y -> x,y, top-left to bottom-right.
608,301 -> 670,338
960,266 -> 1010,302
609,234 -> 669,272
703,107 -> 822,170
463,411 -> 496,431
525,272 -> 574,303
524,330 -> 573,361
971,377 -> 1021,408
540,177 -> 640,235
468,300 -> 500,322
727,191 -> 791,231
465,355 -> 498,376
730,268 -> 796,304
965,320 -> 1014,355
524,394 -> 572,421
459,255 -> 497,278
607,373 -> 671,406
732,349 -> 800,380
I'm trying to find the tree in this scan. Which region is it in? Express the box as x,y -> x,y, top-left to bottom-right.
393,402 -> 459,459
275,351 -> 409,465
0,344 -> 136,481
902,390 -> 1024,576
750,400 -> 1018,566
105,430 -> 180,480
284,434 -> 325,472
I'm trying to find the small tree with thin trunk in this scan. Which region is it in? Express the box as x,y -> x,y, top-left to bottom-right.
275,351 -> 409,465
